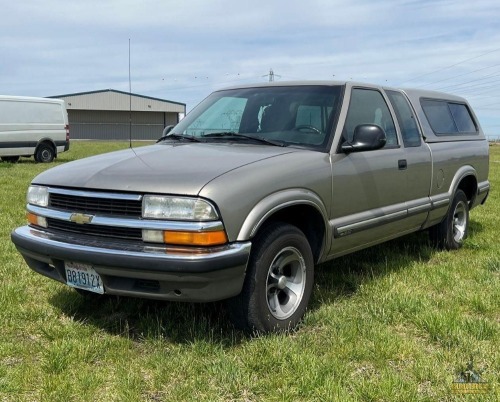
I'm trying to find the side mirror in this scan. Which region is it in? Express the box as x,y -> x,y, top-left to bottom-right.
341,124 -> 387,153
162,125 -> 174,136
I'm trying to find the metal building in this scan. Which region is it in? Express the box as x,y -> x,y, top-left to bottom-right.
49,89 -> 186,140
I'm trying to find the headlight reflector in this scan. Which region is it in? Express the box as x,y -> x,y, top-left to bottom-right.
142,196 -> 218,221
27,186 -> 49,207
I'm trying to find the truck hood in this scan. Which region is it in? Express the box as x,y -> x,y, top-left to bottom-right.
33,143 -> 296,195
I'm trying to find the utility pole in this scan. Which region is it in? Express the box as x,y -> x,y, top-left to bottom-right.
263,68 -> 281,82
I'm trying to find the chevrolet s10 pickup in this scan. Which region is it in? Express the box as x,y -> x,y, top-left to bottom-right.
11,81 -> 490,332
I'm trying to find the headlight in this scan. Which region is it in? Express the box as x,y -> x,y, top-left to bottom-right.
27,186 -> 49,207
142,195 -> 218,221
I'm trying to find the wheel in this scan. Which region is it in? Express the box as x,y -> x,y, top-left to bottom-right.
293,125 -> 322,134
227,222 -> 314,333
0,156 -> 20,163
429,189 -> 469,250
35,143 -> 55,163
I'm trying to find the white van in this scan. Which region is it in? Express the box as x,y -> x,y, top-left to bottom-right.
0,95 -> 69,163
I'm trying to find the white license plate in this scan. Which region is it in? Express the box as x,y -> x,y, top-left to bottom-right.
65,261 -> 104,294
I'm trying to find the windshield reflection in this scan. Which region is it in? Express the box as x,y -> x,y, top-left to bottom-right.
171,85 -> 342,150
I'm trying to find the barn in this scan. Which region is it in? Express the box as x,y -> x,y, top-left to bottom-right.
49,89 -> 186,140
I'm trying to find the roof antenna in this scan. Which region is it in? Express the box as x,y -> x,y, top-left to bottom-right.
128,38 -> 132,149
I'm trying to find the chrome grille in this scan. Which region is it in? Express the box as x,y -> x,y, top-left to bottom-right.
49,192 -> 142,217
47,218 -> 142,240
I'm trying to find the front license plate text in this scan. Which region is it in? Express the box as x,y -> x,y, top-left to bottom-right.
65,261 -> 104,294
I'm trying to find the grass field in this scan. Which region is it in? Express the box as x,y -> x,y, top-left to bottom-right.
0,142 -> 498,401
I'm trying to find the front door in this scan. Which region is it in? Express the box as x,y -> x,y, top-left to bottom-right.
329,87 -> 411,257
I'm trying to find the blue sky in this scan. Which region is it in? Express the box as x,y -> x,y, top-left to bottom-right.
1,0 -> 500,138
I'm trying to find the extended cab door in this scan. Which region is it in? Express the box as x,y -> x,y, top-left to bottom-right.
385,90 -> 432,229
329,87 -> 429,257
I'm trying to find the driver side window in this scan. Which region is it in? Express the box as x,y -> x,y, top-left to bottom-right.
343,88 -> 398,147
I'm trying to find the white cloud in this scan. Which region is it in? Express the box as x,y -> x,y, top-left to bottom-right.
0,0 -> 499,137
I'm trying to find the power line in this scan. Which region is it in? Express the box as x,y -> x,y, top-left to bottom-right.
398,46 -> 500,85
415,62 -> 500,89
435,73 -> 500,92
457,84 -> 500,97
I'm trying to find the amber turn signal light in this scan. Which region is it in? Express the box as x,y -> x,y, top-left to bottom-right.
27,212 -> 48,228
163,230 -> 228,246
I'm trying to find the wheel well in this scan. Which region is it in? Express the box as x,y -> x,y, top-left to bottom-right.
256,204 -> 326,263
457,175 -> 477,204
36,140 -> 56,154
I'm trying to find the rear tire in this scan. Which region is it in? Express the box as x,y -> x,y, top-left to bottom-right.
429,189 -> 469,250
227,222 -> 314,333
35,143 -> 55,163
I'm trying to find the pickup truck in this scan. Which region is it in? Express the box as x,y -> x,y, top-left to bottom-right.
11,81 -> 490,333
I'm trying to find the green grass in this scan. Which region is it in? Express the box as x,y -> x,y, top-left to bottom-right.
1,141 -> 498,401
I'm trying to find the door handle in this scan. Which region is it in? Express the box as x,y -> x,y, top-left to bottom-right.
398,159 -> 407,170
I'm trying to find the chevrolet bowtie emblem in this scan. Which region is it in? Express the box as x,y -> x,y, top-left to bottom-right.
69,213 -> 94,225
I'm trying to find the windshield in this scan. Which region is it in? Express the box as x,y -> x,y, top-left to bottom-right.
171,85 -> 343,150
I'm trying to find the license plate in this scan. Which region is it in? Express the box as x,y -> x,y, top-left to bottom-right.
65,261 -> 104,294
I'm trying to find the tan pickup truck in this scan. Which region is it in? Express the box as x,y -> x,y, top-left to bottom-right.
12,81 -> 490,332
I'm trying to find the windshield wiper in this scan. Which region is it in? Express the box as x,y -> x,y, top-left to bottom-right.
201,132 -> 286,147
156,133 -> 202,143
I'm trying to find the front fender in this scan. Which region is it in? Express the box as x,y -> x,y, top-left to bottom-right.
236,188 -> 330,241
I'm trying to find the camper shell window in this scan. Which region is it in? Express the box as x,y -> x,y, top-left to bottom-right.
421,98 -> 478,135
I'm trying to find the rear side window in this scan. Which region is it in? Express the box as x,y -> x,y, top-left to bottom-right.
421,99 -> 477,135
386,91 -> 421,147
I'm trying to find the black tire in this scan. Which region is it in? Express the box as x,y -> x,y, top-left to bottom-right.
227,222 -> 314,333
429,189 -> 469,250
1,156 -> 20,163
35,143 -> 55,163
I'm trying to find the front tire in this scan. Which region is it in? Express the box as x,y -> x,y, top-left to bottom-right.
227,223 -> 314,333
429,189 -> 469,250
